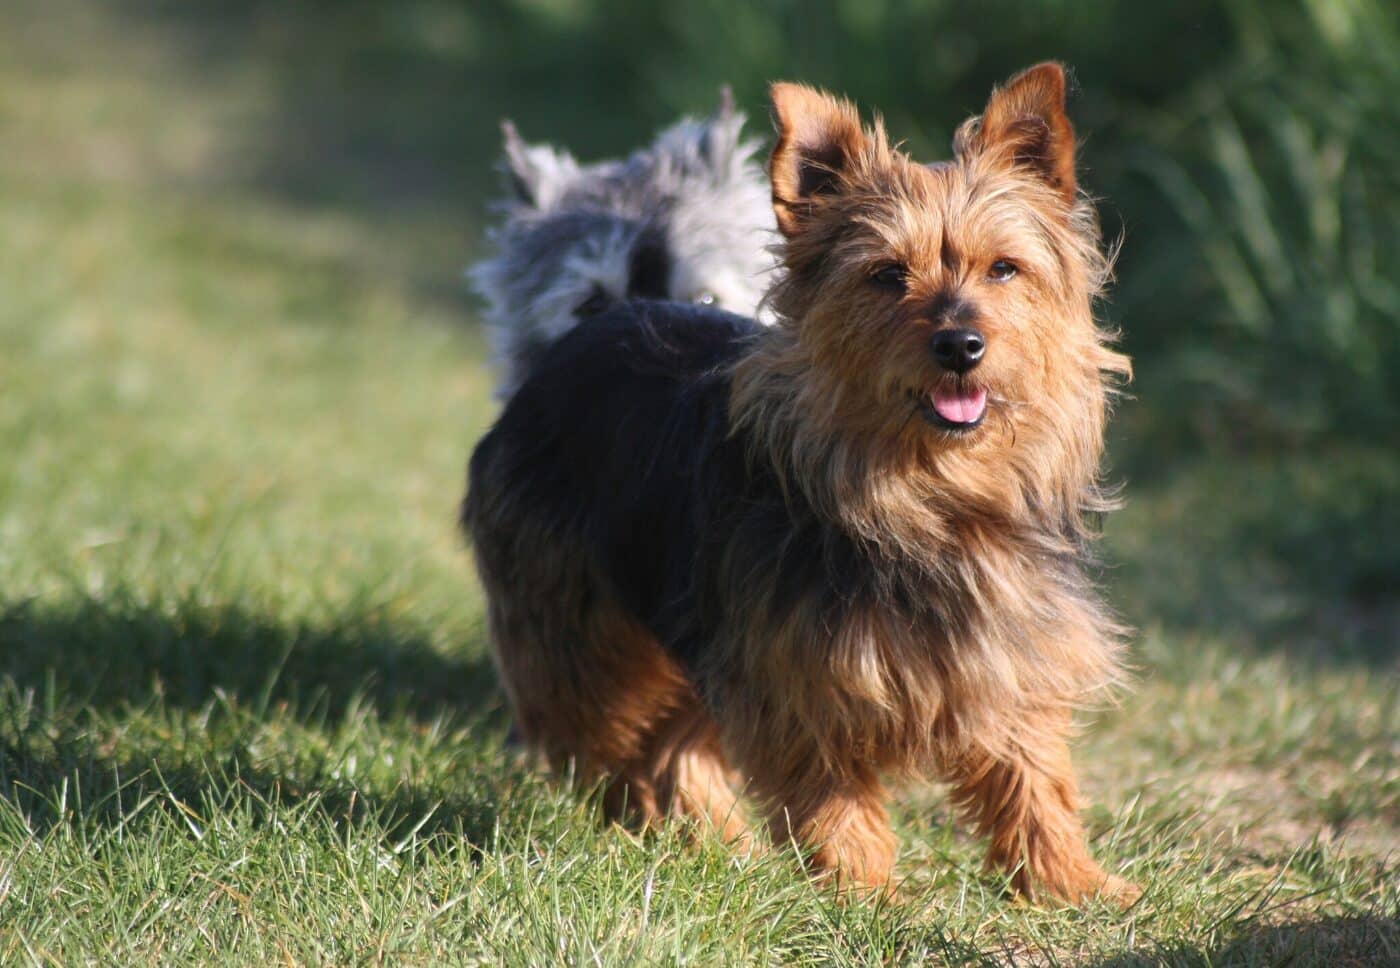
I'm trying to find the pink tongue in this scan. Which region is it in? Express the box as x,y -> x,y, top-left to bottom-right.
932,386 -> 988,424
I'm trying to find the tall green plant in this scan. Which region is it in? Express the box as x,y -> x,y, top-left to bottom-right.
1119,0 -> 1400,453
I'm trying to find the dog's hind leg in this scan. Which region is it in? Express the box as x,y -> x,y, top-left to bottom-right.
473,536 -> 746,840
574,605 -> 749,842
635,702 -> 751,846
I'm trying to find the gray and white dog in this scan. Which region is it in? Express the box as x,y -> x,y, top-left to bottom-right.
470,91 -> 776,397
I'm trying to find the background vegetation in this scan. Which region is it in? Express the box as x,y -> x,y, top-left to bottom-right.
0,0 -> 1395,963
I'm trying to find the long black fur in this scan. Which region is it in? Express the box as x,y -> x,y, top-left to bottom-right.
467,302 -> 758,668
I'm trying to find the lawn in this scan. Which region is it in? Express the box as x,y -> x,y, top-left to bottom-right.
0,2 -> 1395,964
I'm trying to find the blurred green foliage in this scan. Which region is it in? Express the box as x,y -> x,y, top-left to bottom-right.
231,0 -> 1400,460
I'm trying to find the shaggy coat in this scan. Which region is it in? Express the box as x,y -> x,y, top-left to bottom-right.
464,63 -> 1137,903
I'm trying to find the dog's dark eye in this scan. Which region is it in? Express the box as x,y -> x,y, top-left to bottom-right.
574,286 -> 611,318
988,260 -> 1018,282
870,264 -> 908,291
694,291 -> 718,307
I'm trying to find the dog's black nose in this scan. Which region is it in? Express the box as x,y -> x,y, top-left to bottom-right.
930,328 -> 986,373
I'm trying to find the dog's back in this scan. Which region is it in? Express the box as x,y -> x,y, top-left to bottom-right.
467,300 -> 756,604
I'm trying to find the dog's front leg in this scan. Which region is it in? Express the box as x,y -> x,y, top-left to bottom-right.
942,711 -> 1140,906
756,760 -> 899,896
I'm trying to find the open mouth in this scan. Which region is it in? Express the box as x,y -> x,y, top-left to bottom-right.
915,384 -> 988,432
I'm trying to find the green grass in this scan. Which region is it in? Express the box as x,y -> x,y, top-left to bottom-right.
0,2 -> 1395,964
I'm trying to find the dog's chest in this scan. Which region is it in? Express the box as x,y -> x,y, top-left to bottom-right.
722,485 -> 1002,643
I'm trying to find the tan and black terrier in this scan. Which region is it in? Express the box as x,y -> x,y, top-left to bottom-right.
464,63 -> 1138,905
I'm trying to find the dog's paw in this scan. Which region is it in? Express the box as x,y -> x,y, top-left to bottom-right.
1094,873 -> 1143,909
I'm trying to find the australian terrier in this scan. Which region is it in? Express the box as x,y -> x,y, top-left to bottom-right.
464,63 -> 1138,904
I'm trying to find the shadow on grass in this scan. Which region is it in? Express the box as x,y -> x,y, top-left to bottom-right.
0,735 -> 509,852
0,595 -> 499,725
0,594 -> 513,848
1091,914 -> 1400,967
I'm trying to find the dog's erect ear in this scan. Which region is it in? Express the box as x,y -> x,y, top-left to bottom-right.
698,85 -> 748,173
715,84 -> 736,122
499,120 -> 579,210
957,63 -> 1077,203
768,83 -> 867,237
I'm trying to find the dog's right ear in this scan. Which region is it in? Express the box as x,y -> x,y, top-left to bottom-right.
768,83 -> 867,238
500,120 -> 579,211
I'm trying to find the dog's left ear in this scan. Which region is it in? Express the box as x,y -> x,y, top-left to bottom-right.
769,83 -> 868,237
715,84 -> 737,122
958,62 -> 1078,204
499,120 -> 579,211
699,85 -> 748,172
